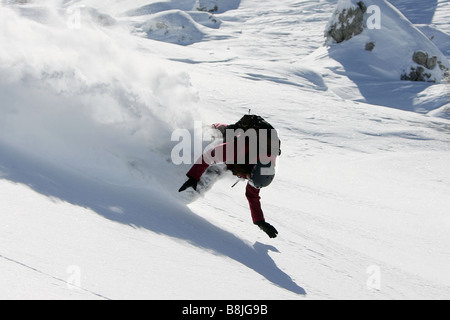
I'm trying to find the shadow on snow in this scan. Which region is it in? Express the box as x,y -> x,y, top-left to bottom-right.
0,142 -> 306,296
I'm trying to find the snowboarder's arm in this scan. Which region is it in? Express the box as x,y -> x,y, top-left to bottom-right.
178,177 -> 198,192
246,183 -> 277,238
245,182 -> 265,223
212,123 -> 228,135
186,155 -> 211,181
186,143 -> 228,181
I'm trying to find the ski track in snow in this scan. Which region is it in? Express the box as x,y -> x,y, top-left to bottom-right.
0,0 -> 450,299
0,253 -> 110,300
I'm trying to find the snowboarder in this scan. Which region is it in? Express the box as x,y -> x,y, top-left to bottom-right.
178,115 -> 281,239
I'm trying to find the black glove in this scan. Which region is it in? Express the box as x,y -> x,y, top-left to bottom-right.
178,177 -> 198,192
255,221 -> 278,239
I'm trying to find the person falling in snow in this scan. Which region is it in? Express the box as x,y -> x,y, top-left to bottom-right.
178,115 -> 281,239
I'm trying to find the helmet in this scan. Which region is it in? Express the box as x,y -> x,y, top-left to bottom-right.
249,162 -> 275,189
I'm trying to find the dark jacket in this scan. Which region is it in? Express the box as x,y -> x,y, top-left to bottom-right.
186,124 -> 277,224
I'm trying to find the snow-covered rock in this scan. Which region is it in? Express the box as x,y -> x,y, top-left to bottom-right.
133,10 -> 206,45
125,1 -> 226,44
325,0 -> 367,44
195,0 -> 241,14
324,0 -> 450,83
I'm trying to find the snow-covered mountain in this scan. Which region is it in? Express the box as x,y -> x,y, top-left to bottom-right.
320,0 -> 449,114
0,0 -> 449,300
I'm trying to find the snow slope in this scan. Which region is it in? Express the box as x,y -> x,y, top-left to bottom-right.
1,0 -> 450,299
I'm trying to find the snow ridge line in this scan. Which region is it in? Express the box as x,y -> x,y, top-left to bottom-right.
0,253 -> 111,300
